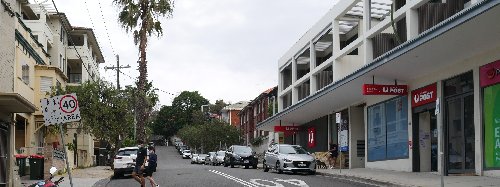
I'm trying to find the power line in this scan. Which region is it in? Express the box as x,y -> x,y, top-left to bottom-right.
50,0 -> 96,83
96,0 -> 116,56
80,0 -> 108,69
117,70 -> 176,96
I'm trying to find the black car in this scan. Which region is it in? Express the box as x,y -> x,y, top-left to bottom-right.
223,145 -> 258,169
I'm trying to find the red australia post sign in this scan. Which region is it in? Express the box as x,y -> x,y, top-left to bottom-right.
274,126 -> 300,136
480,60 -> 500,88
411,83 -> 437,108
362,84 -> 408,95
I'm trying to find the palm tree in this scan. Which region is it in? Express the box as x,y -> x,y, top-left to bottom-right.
113,0 -> 173,142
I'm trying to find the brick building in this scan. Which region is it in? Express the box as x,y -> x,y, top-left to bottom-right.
238,86 -> 277,145
220,101 -> 248,128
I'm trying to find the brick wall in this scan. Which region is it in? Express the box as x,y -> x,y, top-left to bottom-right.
229,110 -> 240,127
0,0 -> 16,93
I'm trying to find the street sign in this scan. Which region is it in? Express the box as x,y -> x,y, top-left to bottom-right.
41,93 -> 81,126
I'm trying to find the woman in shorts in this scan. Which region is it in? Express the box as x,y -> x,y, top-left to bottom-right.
144,146 -> 159,187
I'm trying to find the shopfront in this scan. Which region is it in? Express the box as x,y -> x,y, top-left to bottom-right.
481,60 -> 500,171
0,121 -> 8,186
443,71 -> 475,174
411,83 -> 438,172
297,115 -> 329,152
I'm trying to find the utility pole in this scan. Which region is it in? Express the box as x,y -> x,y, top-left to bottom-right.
104,55 -> 130,89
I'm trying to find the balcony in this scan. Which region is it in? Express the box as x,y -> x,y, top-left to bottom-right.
23,20 -> 54,50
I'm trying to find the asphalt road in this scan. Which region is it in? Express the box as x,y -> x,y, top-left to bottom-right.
104,146 -> 376,187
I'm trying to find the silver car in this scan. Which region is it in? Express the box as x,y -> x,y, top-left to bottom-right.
215,151 -> 226,165
263,144 -> 316,175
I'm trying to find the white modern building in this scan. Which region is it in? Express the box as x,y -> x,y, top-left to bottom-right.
258,0 -> 500,177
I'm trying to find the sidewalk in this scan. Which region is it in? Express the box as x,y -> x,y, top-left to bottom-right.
20,166 -> 113,187
316,168 -> 500,187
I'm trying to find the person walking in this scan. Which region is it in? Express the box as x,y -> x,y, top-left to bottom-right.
328,143 -> 338,169
132,140 -> 147,187
144,146 -> 159,187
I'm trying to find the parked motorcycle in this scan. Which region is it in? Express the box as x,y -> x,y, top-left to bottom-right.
25,167 -> 64,187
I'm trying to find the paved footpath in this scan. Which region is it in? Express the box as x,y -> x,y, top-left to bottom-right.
21,166 -> 113,187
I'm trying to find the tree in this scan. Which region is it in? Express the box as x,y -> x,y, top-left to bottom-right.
171,91 -> 209,129
177,120 -> 241,153
66,80 -> 135,165
113,0 -> 174,142
209,99 -> 228,115
122,81 -> 159,140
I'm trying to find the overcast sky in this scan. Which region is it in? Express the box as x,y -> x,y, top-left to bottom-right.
50,0 -> 338,106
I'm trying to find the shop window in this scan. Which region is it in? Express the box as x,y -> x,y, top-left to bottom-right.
368,95 -> 409,161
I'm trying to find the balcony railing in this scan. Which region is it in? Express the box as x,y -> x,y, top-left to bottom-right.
69,73 -> 82,84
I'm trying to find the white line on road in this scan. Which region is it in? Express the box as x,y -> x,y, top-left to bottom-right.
209,170 -> 258,187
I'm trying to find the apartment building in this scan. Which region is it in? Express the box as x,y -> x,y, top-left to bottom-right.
220,101 -> 249,127
239,87 -> 278,145
257,0 -> 500,177
0,1 -> 104,185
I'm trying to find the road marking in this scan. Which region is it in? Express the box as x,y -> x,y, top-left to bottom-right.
209,170 -> 258,187
249,179 -> 284,187
274,178 -> 309,187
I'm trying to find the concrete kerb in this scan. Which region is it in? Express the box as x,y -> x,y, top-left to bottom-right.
315,170 -> 407,187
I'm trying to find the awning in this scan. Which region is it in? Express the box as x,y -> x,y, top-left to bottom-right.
257,1 -> 500,131
0,93 -> 37,113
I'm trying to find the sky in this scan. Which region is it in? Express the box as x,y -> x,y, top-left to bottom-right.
48,0 -> 338,106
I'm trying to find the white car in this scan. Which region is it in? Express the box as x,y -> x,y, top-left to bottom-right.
182,150 -> 192,159
190,154 -> 199,164
215,151 -> 226,165
113,147 -> 139,177
196,154 -> 208,164
263,144 -> 316,175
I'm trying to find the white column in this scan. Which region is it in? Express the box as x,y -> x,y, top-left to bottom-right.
363,0 -> 373,65
473,67 -> 483,175
436,81 -> 444,176
291,58 -> 298,104
310,41 -> 318,94
406,7 -> 419,40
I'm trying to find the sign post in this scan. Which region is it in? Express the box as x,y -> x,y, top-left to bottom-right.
41,93 -> 81,187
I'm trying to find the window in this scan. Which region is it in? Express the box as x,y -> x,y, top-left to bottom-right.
22,64 -> 29,85
59,54 -> 62,69
40,77 -> 53,93
367,96 -> 408,161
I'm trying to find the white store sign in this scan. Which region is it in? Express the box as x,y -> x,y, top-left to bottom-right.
41,93 -> 81,126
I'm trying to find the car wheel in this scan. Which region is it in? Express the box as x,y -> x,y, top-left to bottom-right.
244,165 -> 249,169
308,171 -> 316,175
230,159 -> 235,168
223,160 -> 228,167
113,171 -> 122,178
263,160 -> 269,172
253,164 -> 258,169
276,161 -> 283,174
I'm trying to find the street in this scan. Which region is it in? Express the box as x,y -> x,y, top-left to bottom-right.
103,146 -> 377,187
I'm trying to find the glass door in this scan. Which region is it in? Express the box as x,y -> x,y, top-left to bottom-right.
446,93 -> 475,174
0,123 -> 8,186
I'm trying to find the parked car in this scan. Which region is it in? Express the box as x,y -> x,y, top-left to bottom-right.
196,154 -> 208,164
182,150 -> 192,159
190,154 -> 199,164
178,145 -> 189,154
224,145 -> 258,169
205,152 -> 216,165
263,144 -> 316,175
215,151 -> 226,165
113,147 -> 139,177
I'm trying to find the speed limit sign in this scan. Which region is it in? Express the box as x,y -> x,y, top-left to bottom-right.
41,93 -> 81,126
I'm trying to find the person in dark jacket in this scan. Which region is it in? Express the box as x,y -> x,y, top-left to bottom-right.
328,143 -> 338,169
144,146 -> 159,187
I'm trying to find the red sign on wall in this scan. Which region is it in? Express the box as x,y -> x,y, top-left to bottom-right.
480,60 -> 500,88
307,127 -> 316,148
362,84 -> 408,95
411,83 -> 437,108
274,126 -> 301,136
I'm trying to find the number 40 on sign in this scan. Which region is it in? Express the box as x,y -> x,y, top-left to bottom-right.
40,93 -> 81,126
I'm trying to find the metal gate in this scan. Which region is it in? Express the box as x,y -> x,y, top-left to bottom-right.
0,122 -> 9,186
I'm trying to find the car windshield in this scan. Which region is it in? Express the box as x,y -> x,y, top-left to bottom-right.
118,149 -> 138,156
217,151 -> 225,156
184,150 -> 190,153
279,146 -> 308,154
234,146 -> 252,154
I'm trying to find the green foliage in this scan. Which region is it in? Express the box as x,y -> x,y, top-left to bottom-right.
66,80 -> 135,160
122,137 -> 136,147
251,136 -> 264,147
178,120 -> 241,152
66,143 -> 76,151
153,91 -> 209,137
209,100 -> 228,115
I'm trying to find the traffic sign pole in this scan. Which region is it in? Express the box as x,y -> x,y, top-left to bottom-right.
58,123 -> 74,187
